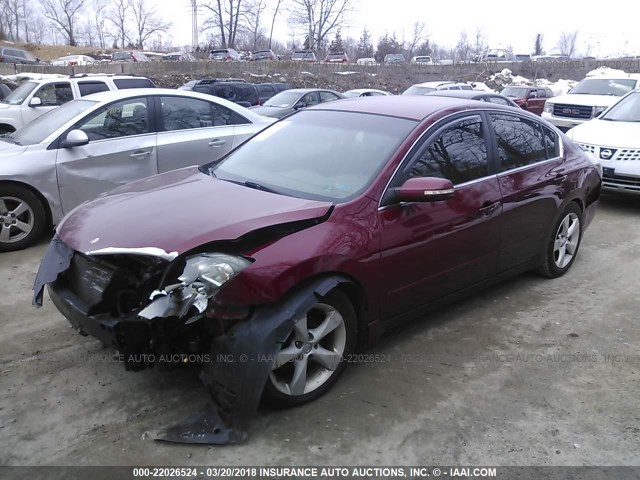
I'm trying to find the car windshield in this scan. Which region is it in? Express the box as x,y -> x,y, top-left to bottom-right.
342,91 -> 361,98
112,52 -> 132,60
386,54 -> 403,61
570,78 -> 637,96
501,87 -> 529,98
402,85 -> 435,95
264,91 -> 302,107
8,99 -> 96,145
207,110 -> 416,202
601,92 -> 640,122
1,81 -> 38,105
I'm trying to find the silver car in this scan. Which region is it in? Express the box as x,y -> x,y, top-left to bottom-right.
0,88 -> 274,251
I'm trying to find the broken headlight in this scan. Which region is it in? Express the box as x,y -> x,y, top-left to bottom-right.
139,254 -> 251,320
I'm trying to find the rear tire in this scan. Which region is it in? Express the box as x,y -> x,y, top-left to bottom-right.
537,202 -> 583,278
0,185 -> 47,252
263,290 -> 357,408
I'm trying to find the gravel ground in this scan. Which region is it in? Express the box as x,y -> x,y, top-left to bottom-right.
1,193 -> 639,466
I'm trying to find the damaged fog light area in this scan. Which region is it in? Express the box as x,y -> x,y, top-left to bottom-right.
138,253 -> 252,320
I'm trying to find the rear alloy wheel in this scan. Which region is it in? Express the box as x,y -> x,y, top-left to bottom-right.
537,203 -> 583,278
263,291 -> 356,407
0,186 -> 47,252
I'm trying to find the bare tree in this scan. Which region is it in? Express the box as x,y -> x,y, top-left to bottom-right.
455,30 -> 471,61
130,0 -> 169,49
202,0 -> 250,49
288,0 -> 351,51
557,31 -> 578,57
407,21 -> 425,58
41,0 -> 87,46
533,33 -> 544,56
473,28 -> 486,56
31,13 -> 48,43
268,0 -> 283,49
246,0 -> 267,51
92,0 -> 109,49
108,0 -> 131,49
6,0 -> 23,41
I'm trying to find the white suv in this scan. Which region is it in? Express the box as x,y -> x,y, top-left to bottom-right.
542,73 -> 640,130
0,74 -> 155,133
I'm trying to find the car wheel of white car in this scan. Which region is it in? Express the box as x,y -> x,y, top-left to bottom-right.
263,290 -> 357,407
0,185 -> 47,252
537,202 -> 583,278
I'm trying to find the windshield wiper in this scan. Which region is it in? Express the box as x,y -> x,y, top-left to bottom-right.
1,134 -> 21,145
242,180 -> 280,194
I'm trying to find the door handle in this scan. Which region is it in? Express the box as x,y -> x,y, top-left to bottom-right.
553,174 -> 568,183
478,201 -> 500,216
208,139 -> 226,147
130,150 -> 151,158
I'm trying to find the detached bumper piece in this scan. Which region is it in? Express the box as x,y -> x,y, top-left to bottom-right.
155,276 -> 348,444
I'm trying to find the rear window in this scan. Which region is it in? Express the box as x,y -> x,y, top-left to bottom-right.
112,52 -> 132,61
78,81 -> 109,96
256,84 -> 275,96
113,78 -> 155,89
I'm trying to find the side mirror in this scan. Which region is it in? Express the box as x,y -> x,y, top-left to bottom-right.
61,129 -> 89,148
29,97 -> 42,107
391,177 -> 455,203
293,102 -> 307,110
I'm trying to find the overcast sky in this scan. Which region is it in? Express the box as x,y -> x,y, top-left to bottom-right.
162,0 -> 639,57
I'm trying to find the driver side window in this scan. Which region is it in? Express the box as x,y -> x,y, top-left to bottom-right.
34,82 -> 73,106
301,92 -> 319,106
404,115 -> 489,185
75,97 -> 150,141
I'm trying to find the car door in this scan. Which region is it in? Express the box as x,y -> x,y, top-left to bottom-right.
155,95 -> 247,171
22,82 -> 73,126
378,113 -> 503,320
488,112 -> 565,270
55,96 -> 157,213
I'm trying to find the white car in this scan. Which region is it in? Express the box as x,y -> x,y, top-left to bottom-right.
51,55 -> 96,67
342,88 -> 391,97
402,81 -> 473,95
0,88 -> 274,251
567,89 -> 640,194
0,74 -> 155,133
356,58 -> 377,66
542,73 -> 640,130
410,56 -> 435,65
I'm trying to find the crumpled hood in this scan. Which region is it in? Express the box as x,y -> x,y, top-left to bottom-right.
57,166 -> 333,256
548,94 -> 621,108
249,106 -> 292,118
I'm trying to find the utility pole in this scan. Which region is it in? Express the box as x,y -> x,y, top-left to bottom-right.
191,0 -> 198,51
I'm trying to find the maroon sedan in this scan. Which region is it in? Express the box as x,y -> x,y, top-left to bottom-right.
33,96 -> 601,444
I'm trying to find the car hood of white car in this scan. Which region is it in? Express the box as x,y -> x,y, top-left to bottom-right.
0,139 -> 27,155
569,119 -> 640,149
548,94 -> 622,108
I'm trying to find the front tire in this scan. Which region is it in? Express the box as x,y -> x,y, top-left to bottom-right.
0,185 -> 47,252
537,202 -> 583,278
263,290 -> 357,408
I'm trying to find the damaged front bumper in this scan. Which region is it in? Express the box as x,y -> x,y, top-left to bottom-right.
33,235 -> 351,444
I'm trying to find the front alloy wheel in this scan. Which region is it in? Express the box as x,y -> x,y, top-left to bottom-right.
263,291 -> 356,407
0,185 -> 46,252
537,202 -> 583,278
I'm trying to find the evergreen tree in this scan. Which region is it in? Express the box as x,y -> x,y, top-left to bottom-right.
356,28 -> 374,59
329,29 -> 345,53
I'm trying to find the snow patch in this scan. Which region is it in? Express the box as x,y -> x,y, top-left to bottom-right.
300,71 -> 314,77
334,71 -> 359,76
586,66 -> 628,77
245,72 -> 267,78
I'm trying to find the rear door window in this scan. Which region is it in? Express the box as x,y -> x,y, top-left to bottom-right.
490,114 -> 547,171
319,91 -> 340,102
160,96 -> 215,130
78,81 -> 109,96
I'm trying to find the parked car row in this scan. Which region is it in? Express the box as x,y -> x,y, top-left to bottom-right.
178,78 -> 292,107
